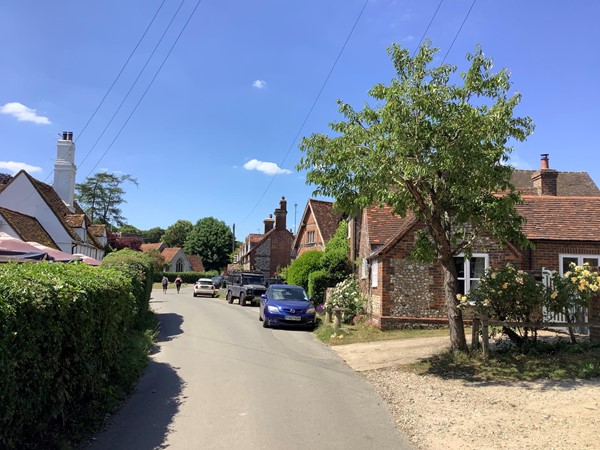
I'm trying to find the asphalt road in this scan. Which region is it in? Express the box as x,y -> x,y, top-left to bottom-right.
86,286 -> 412,450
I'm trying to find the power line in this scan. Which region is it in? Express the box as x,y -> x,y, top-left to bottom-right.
78,0 -> 187,171
442,0 -> 477,64
413,0 -> 444,56
75,0 -> 168,144
238,0 -> 370,225
85,0 -> 206,177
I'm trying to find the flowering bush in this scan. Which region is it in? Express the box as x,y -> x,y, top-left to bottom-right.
325,276 -> 365,323
462,264 -> 544,345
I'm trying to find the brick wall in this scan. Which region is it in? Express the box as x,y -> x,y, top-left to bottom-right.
269,229 -> 294,276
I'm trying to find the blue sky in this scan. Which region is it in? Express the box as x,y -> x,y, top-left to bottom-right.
1,1 -> 599,240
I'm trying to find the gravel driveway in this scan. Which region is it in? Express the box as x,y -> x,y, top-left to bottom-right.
331,336 -> 600,449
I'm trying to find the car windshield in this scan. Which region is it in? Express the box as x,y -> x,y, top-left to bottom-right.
198,279 -> 212,284
242,275 -> 264,285
270,287 -> 308,301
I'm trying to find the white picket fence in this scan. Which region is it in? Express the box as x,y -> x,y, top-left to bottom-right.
541,267 -> 589,335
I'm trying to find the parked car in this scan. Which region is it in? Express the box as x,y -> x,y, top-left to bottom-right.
259,284 -> 316,330
225,270 -> 266,306
264,277 -> 284,288
211,275 -> 225,288
193,278 -> 215,297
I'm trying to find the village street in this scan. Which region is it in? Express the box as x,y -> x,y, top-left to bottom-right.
87,287 -> 412,449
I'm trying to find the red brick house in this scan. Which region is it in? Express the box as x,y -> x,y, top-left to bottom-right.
292,199 -> 343,256
352,156 -> 600,330
237,197 -> 294,277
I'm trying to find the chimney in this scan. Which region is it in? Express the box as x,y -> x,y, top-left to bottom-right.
264,214 -> 275,233
531,153 -> 558,196
53,131 -> 77,211
274,196 -> 287,230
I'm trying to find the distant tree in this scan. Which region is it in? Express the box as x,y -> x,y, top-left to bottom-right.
119,224 -> 142,235
142,227 -> 165,243
76,172 -> 138,227
298,42 -> 534,351
184,217 -> 233,271
0,173 -> 12,184
162,220 -> 193,247
108,232 -> 142,251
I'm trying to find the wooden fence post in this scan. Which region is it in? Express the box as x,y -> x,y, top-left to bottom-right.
471,316 -> 480,350
481,312 -> 489,357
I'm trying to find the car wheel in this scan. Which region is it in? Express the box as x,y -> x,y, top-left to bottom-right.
239,296 -> 245,306
193,293 -> 197,297
226,291 -> 233,304
262,316 -> 269,328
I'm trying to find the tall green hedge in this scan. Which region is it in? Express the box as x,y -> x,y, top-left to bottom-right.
0,256 -> 154,449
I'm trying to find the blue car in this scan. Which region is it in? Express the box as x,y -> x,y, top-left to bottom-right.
259,284 -> 316,330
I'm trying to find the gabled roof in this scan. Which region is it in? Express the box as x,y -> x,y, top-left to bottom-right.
161,247 -> 183,263
366,205 -> 408,246
518,195 -> 600,241
88,224 -> 107,238
246,233 -> 263,244
141,242 -> 165,252
368,213 -> 419,259
292,199 -> 343,249
511,170 -> 600,196
0,207 -> 59,249
65,214 -> 85,228
188,255 -> 205,272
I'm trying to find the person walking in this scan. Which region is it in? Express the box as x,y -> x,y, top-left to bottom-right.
175,275 -> 183,294
162,275 -> 169,294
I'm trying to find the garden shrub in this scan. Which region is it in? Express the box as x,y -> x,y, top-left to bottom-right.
0,261 -> 141,449
284,250 -> 323,290
308,269 -> 333,305
325,276 -> 365,323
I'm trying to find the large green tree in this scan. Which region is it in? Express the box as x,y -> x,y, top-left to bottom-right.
142,227 -> 165,244
75,172 -> 138,227
298,43 -> 534,351
162,220 -> 193,247
184,217 -> 233,271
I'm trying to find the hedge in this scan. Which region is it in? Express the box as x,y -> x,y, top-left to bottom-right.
308,269 -> 333,305
154,271 -> 219,284
0,257 -> 153,449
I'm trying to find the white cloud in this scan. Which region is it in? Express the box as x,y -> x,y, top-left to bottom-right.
0,161 -> 43,174
252,80 -> 267,89
243,159 -> 291,175
0,102 -> 51,125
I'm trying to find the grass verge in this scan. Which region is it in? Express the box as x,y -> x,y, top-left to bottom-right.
414,339 -> 600,381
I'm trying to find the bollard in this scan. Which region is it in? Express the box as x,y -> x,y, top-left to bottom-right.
333,307 -> 344,330
325,310 -> 332,323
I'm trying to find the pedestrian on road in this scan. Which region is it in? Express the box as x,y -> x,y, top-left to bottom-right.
175,275 -> 183,294
162,275 -> 169,294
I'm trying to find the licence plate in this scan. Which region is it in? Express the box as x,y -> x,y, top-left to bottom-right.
285,316 -> 301,321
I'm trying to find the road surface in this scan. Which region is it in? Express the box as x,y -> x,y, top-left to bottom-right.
87,286 -> 412,449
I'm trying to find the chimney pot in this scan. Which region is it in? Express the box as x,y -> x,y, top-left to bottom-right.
67,132 -> 73,141
540,154 -> 549,169
62,131 -> 68,140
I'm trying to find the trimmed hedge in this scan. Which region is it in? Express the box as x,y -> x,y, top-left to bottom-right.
154,271 -> 219,284
0,256 -> 154,449
308,269 -> 333,305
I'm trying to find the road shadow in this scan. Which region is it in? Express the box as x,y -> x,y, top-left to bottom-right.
155,312 -> 184,343
84,360 -> 184,450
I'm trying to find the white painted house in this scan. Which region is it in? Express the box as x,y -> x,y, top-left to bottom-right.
0,132 -> 105,260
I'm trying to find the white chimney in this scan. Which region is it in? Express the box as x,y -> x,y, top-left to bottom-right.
53,131 -> 77,211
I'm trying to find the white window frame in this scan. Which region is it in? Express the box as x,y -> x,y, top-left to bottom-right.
559,254 -> 600,274
371,260 -> 378,288
361,258 -> 367,279
455,253 -> 489,295
307,230 -> 315,244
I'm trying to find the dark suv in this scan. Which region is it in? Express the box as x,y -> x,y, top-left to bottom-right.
225,271 -> 267,306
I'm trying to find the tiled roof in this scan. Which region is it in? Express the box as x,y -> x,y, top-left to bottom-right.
511,170 -> 600,196
161,247 -> 182,263
188,255 -> 205,272
369,214 -> 419,259
0,207 -> 59,249
141,242 -> 165,252
66,214 -> 85,227
247,233 -> 263,244
88,224 -> 106,237
366,205 -> 408,246
309,199 -> 343,244
518,196 -> 600,241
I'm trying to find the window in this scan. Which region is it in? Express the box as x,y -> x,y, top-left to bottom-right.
361,258 -> 367,279
454,254 -> 488,295
176,259 -> 183,272
559,254 -> 600,274
371,260 -> 378,288
307,231 -> 315,244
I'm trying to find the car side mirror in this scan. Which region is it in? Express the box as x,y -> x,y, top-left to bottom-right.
261,294 -> 267,300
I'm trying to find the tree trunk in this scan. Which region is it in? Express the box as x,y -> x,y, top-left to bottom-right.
440,259 -> 468,352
